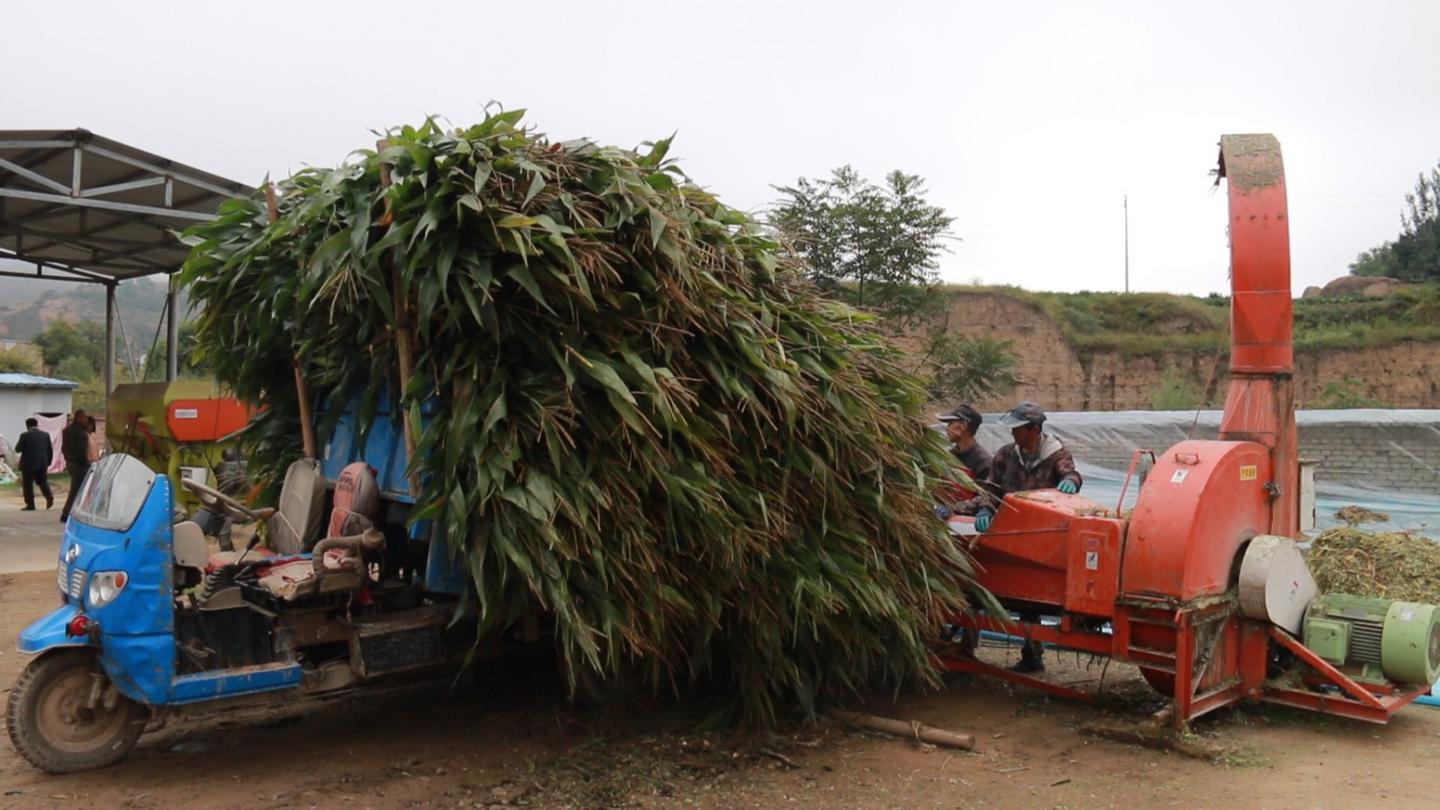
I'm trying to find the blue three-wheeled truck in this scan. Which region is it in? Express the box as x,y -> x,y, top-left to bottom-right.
5,407 -> 479,772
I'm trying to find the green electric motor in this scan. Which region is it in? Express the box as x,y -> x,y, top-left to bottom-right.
1302,593 -> 1440,686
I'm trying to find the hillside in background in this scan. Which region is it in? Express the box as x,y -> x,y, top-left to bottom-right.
0,273 -> 178,365
5,272 -> 1438,412
913,285 -> 1440,411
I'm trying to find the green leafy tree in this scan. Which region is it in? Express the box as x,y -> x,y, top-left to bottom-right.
1352,160 -> 1440,282
0,347 -> 40,374
1349,242 -> 1401,278
143,321 -> 205,381
54,356 -> 97,383
918,332 -> 1020,402
770,167 -> 955,311
33,320 -> 107,378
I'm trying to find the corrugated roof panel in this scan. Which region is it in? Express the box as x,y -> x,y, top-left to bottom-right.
0,372 -> 80,389
0,129 -> 255,281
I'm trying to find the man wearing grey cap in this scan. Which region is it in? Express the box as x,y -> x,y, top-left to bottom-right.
969,400 -> 1082,531
966,400 -> 1082,673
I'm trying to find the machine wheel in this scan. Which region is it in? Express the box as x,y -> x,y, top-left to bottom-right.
6,650 -> 148,773
1138,667 -> 1175,697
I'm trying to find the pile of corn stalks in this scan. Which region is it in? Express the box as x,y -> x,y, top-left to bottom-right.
179,111 -> 982,723
1309,527 -> 1440,604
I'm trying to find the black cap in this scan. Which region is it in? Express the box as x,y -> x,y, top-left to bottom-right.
998,400 -> 1046,428
937,404 -> 983,433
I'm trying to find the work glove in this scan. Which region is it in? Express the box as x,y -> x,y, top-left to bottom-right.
974,507 -> 994,532
1057,479 -> 1078,495
934,505 -> 954,520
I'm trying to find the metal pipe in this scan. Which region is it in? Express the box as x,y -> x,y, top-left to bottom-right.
0,187 -> 215,221
166,275 -> 179,380
1216,134 -> 1299,537
105,283 -> 115,425
78,176 -> 167,199
0,157 -> 70,194
79,143 -> 247,199
311,529 -> 385,574
1217,134 -> 1293,376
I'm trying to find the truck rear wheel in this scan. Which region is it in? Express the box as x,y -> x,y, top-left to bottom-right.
6,650 -> 148,773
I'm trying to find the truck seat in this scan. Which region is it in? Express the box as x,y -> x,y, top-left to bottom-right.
268,458 -> 327,554
327,462 -> 380,537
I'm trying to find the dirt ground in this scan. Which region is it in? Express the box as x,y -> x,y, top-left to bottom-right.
1,486 -> 1438,808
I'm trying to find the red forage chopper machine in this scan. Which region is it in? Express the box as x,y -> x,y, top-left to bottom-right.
943,134 -> 1440,726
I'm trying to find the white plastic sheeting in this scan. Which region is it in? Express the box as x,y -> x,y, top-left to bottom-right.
1069,462 -> 1435,535
941,408 -> 1440,535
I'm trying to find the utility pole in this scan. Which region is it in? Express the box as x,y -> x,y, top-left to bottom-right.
1123,193 -> 1130,293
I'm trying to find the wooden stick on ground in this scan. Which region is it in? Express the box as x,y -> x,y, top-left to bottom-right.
1080,721 -> 1223,762
830,710 -> 976,751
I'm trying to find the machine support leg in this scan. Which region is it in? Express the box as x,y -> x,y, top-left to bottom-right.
935,653 -> 1096,703
1268,627 -> 1385,709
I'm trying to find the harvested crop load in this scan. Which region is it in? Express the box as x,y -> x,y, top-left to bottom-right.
179,111 -> 982,723
1333,505 -> 1391,525
1308,527 -> 1440,604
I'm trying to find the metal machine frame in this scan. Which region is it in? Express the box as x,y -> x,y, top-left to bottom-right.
940,134 -> 1430,727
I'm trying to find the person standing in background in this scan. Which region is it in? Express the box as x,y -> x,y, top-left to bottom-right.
15,418 -> 55,511
58,409 -> 91,523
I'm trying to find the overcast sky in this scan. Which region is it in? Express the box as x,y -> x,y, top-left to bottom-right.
7,0 -> 1439,295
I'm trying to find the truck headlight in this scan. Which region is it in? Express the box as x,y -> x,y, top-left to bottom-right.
87,571 -> 128,608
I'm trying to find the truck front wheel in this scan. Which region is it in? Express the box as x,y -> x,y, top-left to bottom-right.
6,650 -> 148,773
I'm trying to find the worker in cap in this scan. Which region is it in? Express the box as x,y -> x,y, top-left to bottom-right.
933,404 -> 992,516
969,401 -> 1082,528
965,400 -> 1083,673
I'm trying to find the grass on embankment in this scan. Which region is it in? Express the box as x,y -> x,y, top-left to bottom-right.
934,283 -> 1440,357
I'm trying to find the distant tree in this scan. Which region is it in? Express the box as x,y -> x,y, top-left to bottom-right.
1351,160 -> 1440,282
770,167 -> 955,311
1349,242 -> 1401,278
143,321 -> 205,381
919,333 -> 1020,403
0,347 -> 40,374
33,320 -> 107,378
54,356 -> 97,384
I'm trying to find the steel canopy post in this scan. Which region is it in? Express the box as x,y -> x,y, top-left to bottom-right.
166,274 -> 179,381
105,281 -> 116,424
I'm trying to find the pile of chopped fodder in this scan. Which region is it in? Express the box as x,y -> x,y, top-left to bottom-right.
180,110 -> 985,725
1308,527 -> 1440,603
1334,505 -> 1391,525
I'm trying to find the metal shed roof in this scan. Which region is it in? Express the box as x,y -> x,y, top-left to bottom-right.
0,372 -> 80,389
0,129 -> 255,283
